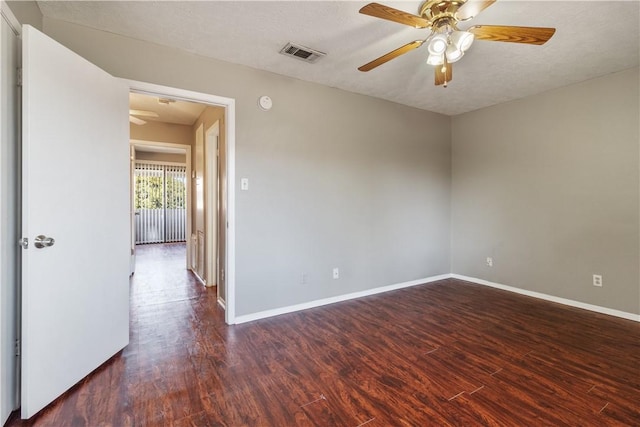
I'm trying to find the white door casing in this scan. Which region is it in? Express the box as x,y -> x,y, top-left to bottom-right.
205,122 -> 219,289
194,123 -> 205,281
123,81 -> 236,326
21,25 -> 129,418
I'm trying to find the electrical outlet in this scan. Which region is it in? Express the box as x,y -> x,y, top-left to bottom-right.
486,257 -> 493,267
332,268 -> 339,279
593,274 -> 602,287
301,273 -> 307,285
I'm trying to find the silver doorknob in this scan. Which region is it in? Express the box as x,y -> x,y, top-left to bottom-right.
34,235 -> 55,249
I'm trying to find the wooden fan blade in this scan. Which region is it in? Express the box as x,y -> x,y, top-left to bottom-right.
455,0 -> 496,20
129,116 -> 147,126
360,3 -> 430,29
129,109 -> 159,118
358,40 -> 424,72
469,25 -> 556,45
435,61 -> 452,86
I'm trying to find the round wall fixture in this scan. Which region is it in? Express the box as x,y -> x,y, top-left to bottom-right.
258,95 -> 273,111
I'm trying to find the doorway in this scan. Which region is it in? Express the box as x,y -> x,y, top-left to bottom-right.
127,85 -> 234,323
130,140 -> 192,272
134,162 -> 188,245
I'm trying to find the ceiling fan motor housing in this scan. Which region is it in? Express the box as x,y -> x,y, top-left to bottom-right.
420,0 -> 468,25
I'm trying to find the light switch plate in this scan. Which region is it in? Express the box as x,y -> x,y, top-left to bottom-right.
241,178 -> 249,191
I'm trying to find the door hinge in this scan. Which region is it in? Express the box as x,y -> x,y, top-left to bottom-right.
16,68 -> 22,87
15,339 -> 20,356
18,237 -> 28,249
221,269 -> 225,282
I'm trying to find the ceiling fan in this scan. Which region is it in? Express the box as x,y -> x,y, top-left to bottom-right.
129,109 -> 159,126
358,0 -> 556,87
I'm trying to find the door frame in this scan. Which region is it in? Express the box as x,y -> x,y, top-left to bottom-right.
130,140 -> 192,268
125,80 -> 236,325
205,121 -> 219,294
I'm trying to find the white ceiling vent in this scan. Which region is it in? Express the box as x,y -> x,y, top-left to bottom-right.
279,42 -> 326,63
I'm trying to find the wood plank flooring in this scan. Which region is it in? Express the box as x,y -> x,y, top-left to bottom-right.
7,242 -> 640,426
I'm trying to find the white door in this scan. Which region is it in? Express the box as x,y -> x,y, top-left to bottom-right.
21,25 -> 129,418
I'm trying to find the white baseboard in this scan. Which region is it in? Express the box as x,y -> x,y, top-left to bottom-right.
217,297 -> 226,310
232,273 -> 639,325
451,274 -> 640,322
190,268 -> 206,287
233,274 -> 451,324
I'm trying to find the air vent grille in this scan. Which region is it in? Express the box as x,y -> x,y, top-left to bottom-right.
279,43 -> 326,63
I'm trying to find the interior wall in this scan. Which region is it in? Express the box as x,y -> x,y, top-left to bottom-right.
43,18 -> 452,317
451,68 -> 640,315
135,151 -> 185,164
6,1 -> 41,30
130,121 -> 192,146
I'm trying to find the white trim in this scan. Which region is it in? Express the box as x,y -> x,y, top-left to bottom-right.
123,79 -> 236,325
235,273 -> 640,325
217,298 -> 226,310
133,160 -> 186,167
192,271 -> 206,287
225,102 -> 236,323
130,139 -> 189,149
234,274 -> 451,324
451,274 -> 640,322
205,121 -> 219,290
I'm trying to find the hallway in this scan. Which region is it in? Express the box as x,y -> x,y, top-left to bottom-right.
131,243 -> 209,305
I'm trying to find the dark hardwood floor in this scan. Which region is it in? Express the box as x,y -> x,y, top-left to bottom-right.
7,243 -> 640,426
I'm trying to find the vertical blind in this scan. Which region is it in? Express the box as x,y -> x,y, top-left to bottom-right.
134,163 -> 187,244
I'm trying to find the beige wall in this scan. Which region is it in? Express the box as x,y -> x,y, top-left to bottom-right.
43,18 -> 452,317
130,121 -> 192,146
6,1 -> 42,30
451,68 -> 640,314
135,151 -> 186,164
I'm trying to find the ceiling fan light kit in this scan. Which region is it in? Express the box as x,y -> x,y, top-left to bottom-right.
426,53 -> 444,66
427,34 -> 448,55
451,30 -> 475,51
358,0 -> 555,86
445,44 -> 463,63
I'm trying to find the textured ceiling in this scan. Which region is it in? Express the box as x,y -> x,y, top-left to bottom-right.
130,92 -> 206,125
39,1 -> 640,116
